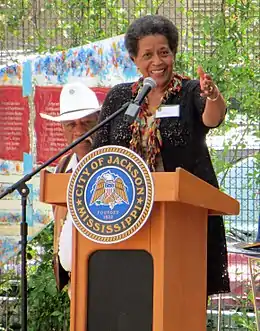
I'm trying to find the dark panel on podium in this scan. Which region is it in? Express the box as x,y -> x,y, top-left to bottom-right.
87,250 -> 153,331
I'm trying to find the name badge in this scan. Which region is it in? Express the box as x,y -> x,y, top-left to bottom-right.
155,105 -> 180,118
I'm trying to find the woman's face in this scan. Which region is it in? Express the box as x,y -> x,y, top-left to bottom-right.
133,34 -> 174,90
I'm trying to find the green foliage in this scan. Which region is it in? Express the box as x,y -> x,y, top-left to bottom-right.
0,0 -> 161,54
0,253 -> 21,330
26,224 -> 70,331
0,224 -> 70,331
176,0 -> 259,184
231,289 -> 258,331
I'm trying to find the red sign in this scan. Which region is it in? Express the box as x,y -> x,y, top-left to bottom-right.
91,87 -> 110,104
34,86 -> 110,165
0,86 -> 30,161
34,86 -> 65,165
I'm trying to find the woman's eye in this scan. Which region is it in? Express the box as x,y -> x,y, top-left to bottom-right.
161,50 -> 170,56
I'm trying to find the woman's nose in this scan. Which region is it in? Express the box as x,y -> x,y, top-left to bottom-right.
152,54 -> 163,65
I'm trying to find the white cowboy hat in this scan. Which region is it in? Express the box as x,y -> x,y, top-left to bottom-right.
40,82 -> 101,122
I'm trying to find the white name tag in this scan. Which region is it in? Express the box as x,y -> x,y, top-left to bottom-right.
155,105 -> 180,118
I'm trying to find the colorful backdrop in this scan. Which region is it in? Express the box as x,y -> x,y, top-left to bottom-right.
0,34 -> 140,267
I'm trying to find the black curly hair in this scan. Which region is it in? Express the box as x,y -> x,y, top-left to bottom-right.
125,15 -> 179,58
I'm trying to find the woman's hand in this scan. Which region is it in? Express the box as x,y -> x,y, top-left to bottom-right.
197,66 -> 219,99
197,65 -> 226,127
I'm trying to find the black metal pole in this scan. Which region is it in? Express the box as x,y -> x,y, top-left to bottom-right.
17,183 -> 30,331
0,101 -> 131,331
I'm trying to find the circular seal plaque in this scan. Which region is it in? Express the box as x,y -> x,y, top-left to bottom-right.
67,146 -> 154,244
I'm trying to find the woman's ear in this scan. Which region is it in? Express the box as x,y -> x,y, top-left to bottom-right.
131,56 -> 139,71
130,55 -> 136,63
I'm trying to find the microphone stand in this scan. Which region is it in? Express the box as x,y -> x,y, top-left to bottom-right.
0,101 -> 131,331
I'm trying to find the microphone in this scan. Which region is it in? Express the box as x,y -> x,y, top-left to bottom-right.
124,77 -> 157,124
132,77 -> 157,106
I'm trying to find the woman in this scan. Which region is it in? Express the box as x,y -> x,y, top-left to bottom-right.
92,14 -> 229,296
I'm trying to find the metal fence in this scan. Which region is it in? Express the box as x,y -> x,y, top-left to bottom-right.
0,0 -> 225,66
0,0 -> 259,330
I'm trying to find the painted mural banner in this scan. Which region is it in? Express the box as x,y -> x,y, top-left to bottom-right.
0,35 -> 139,87
0,157 -> 53,268
0,34 -> 138,268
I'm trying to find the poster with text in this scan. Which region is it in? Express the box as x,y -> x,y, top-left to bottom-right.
34,85 -> 110,165
34,86 -> 65,165
0,86 -> 30,160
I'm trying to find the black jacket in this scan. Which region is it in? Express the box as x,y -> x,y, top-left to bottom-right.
92,79 -> 219,187
92,79 -> 230,296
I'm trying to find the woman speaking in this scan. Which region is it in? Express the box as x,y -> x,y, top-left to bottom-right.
92,14 -> 229,297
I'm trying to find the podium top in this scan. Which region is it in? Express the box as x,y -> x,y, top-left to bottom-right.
40,167 -> 239,216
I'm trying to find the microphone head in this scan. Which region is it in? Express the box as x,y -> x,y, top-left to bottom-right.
143,77 -> 157,89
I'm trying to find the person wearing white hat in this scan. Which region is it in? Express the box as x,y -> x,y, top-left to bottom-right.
40,81 -> 100,160
40,82 -> 100,297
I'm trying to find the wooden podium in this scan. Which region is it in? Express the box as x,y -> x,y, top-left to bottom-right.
40,167 -> 239,331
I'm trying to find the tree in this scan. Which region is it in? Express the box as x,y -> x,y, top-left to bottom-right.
176,0 -> 259,181
0,0 -> 160,56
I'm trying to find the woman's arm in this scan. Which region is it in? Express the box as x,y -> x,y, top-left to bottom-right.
198,66 -> 227,127
203,87 -> 226,127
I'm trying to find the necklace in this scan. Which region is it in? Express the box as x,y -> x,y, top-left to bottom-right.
129,72 -> 188,171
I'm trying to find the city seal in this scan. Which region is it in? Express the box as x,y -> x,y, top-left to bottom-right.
67,146 -> 154,244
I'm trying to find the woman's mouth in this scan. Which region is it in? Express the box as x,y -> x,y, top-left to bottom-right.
151,69 -> 165,75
